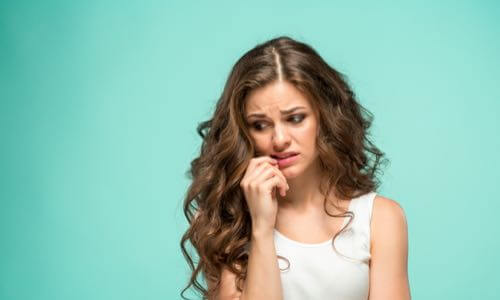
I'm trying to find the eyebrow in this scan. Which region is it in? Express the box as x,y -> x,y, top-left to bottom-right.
246,106 -> 306,119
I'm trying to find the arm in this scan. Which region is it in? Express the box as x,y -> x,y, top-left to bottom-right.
241,227 -> 283,300
208,227 -> 283,300
368,196 -> 411,300
207,266 -> 242,300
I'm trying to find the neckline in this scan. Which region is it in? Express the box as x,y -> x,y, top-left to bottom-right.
273,196 -> 356,248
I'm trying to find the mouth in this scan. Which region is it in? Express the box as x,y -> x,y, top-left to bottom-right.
271,153 -> 300,168
271,152 -> 299,159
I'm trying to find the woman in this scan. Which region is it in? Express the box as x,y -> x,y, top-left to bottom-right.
180,36 -> 411,300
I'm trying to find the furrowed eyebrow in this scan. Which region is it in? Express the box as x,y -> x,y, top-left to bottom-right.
246,106 -> 306,119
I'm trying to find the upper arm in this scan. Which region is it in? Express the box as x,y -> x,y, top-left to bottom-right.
207,266 -> 242,300
368,195 -> 411,300
196,209 -> 242,300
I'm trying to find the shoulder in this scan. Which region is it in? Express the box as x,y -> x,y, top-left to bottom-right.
368,194 -> 411,298
370,195 -> 408,249
371,194 -> 407,226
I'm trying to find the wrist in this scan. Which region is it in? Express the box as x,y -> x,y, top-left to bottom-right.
251,222 -> 275,239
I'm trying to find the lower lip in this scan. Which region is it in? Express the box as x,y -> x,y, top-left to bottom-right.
275,154 -> 299,168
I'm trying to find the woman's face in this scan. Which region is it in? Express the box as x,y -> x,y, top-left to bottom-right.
244,80 -> 320,179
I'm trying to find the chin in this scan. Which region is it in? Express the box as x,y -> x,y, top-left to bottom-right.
281,158 -> 317,179
280,166 -> 301,179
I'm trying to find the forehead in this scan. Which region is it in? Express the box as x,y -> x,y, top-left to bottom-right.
244,81 -> 312,114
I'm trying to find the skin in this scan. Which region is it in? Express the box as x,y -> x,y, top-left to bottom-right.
244,79 -> 327,211
240,79 -> 411,299
245,79 -> 354,244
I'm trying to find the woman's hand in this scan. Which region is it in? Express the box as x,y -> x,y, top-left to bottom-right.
240,156 -> 289,233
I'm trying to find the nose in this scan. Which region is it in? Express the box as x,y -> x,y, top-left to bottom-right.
272,123 -> 291,150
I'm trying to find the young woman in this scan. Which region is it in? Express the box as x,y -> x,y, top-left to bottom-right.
180,36 -> 411,300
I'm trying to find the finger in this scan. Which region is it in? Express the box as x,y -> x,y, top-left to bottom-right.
254,168 -> 286,198
246,158 -> 277,179
260,176 -> 282,199
253,165 -> 279,183
256,162 -> 288,196
270,165 -> 289,195
246,162 -> 276,187
242,158 -> 274,187
247,156 -> 278,174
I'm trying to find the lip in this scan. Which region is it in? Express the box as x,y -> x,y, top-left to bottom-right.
274,153 -> 299,168
271,152 -> 299,159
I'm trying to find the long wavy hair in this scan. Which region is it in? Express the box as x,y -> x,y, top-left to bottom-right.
180,35 -> 388,299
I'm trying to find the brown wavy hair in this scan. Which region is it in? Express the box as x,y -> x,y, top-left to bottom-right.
179,35 -> 389,300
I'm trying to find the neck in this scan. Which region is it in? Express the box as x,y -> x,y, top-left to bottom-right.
277,159 -> 333,211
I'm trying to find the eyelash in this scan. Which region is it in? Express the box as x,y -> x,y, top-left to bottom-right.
251,114 -> 306,131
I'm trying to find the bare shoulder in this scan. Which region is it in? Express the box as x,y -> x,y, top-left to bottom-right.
371,195 -> 407,226
370,195 -> 408,249
368,196 -> 411,298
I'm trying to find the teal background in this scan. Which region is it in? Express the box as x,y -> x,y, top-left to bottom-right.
1,1 -> 499,299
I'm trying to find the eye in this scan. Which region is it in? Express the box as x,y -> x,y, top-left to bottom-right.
289,114 -> 305,123
251,121 -> 267,131
250,114 -> 306,131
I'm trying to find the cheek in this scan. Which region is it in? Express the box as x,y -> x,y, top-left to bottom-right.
251,135 -> 269,154
297,122 -> 317,143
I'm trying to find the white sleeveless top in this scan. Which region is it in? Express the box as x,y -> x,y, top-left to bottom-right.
273,191 -> 376,300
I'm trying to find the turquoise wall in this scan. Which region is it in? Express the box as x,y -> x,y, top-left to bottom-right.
1,0 -> 499,299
